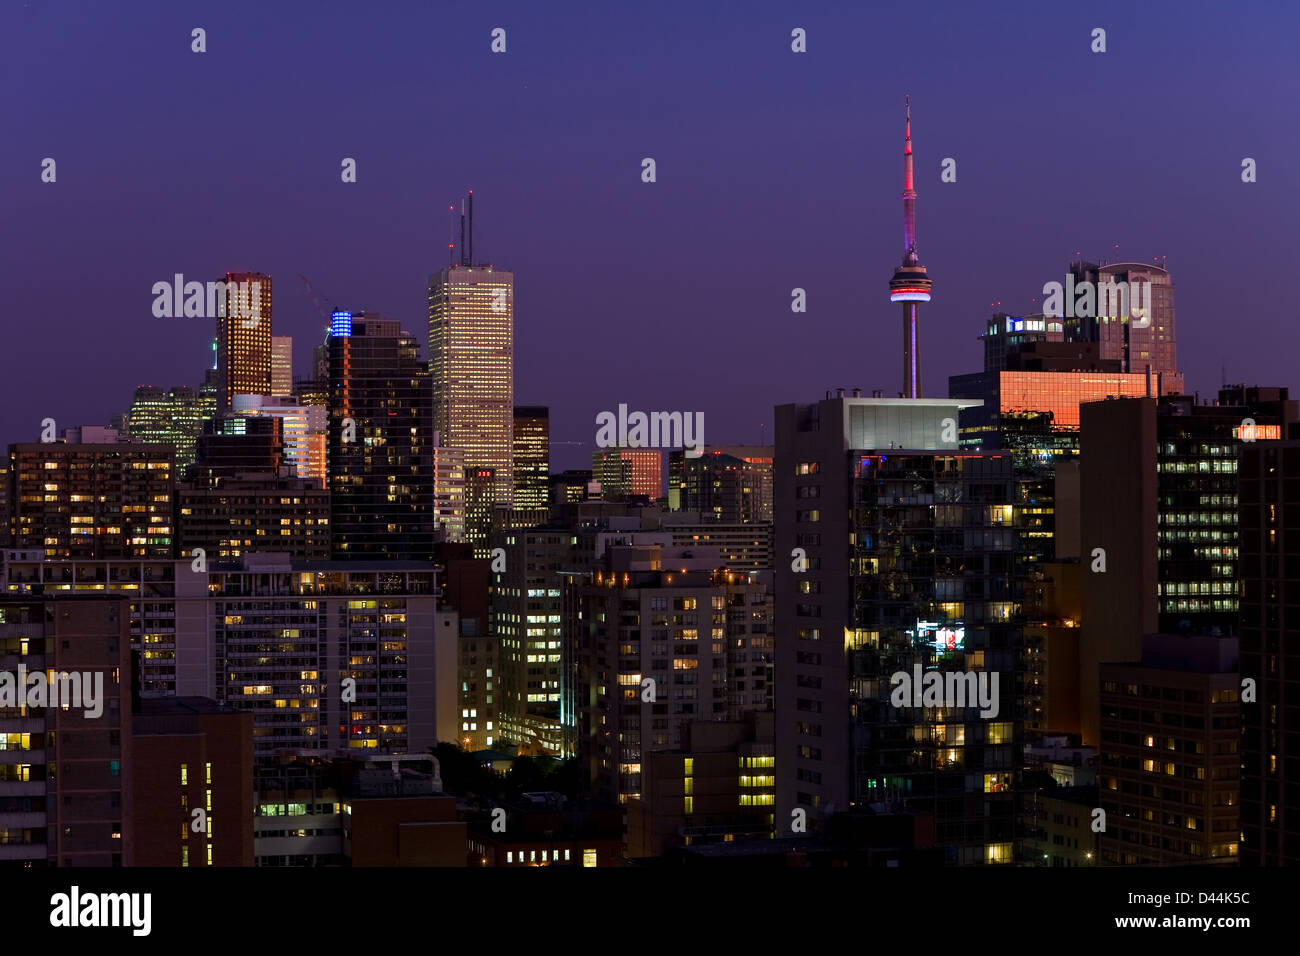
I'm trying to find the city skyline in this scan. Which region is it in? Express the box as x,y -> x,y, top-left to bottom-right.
5,1 -> 1298,471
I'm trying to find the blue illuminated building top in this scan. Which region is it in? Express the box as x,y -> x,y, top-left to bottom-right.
330,311 -> 353,337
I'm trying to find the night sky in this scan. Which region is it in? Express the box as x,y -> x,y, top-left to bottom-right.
4,0 -> 1298,470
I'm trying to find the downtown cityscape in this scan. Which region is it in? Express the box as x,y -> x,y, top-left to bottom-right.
4,0 -> 1294,939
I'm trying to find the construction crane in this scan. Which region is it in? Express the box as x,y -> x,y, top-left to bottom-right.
298,274 -> 339,332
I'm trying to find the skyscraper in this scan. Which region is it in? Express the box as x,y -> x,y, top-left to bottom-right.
889,99 -> 933,399
428,194 -> 514,547
328,311 -> 435,560
592,447 -> 662,500
513,406 -> 550,510
271,336 -> 294,397
126,384 -> 207,472
1063,261 -> 1183,394
774,395 -> 1023,863
216,271 -> 272,409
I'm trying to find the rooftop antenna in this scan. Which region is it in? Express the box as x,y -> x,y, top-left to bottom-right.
448,203 -> 456,268
459,199 -> 467,267
468,189 -> 474,266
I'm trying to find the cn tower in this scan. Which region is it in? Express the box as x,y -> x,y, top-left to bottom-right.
889,96 -> 932,399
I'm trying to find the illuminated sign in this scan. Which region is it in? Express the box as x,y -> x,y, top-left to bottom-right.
908,620 -> 964,653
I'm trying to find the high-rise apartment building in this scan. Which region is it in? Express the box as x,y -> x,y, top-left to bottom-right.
327,312 -> 435,561
428,253 -> 514,546
188,555 -> 458,764
0,596 -> 133,867
176,474 -> 330,559
775,395 -> 1024,864
513,406 -> 549,510
7,441 -> 175,559
216,271 -> 272,410
1098,634 -> 1241,865
570,545 -> 772,807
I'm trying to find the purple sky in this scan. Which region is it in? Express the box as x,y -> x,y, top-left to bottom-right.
5,0 -> 1298,470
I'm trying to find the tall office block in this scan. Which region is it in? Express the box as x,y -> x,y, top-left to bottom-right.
327,312 -> 435,561
1239,438 -> 1300,865
126,385 -> 207,473
429,241 -> 514,547
216,271 -> 272,410
593,447 -> 662,501
1063,261 -> 1183,395
1077,388 -> 1297,745
513,406 -> 550,510
271,336 -> 293,397
432,437 -> 467,544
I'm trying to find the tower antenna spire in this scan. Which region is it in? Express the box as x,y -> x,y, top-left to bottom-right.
889,95 -> 932,399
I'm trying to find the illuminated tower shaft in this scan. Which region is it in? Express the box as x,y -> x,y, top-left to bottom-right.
888,98 -> 932,398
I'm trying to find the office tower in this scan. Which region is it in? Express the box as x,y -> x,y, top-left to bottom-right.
176,474 -> 330,559
431,437 -> 467,543
668,446 -> 774,522
230,394 -> 328,487
489,524 -> 594,757
889,98 -> 933,398
570,544 -> 771,807
0,596 -> 132,867
513,406 -> 550,510
7,440 -> 174,559
129,698 -> 255,867
1098,634 -> 1241,865
428,199 -> 514,547
592,447 -> 662,500
1063,261 -> 1183,394
1077,388 -> 1298,745
271,336 -> 293,397
950,314 -> 1152,458
193,555 -> 458,764
774,394 -> 1023,864
327,311 -> 436,561
980,313 -> 1064,372
627,713 -> 776,858
1238,438 -> 1300,865
216,271 -> 272,409
126,385 -> 208,472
